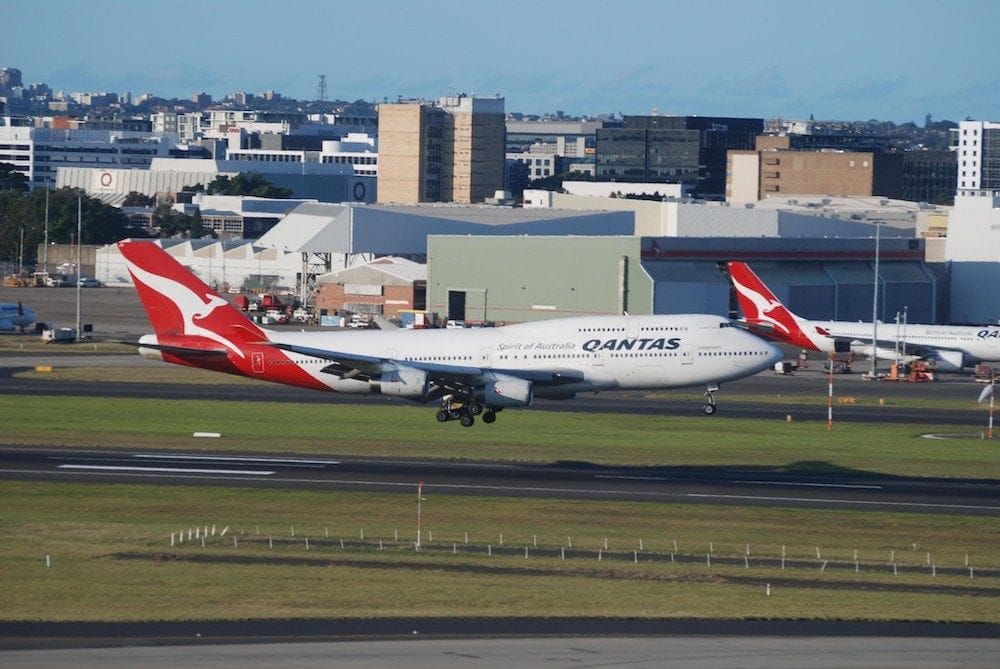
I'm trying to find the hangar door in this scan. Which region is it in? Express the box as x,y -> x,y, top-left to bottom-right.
447,290 -> 466,321
645,261 -> 730,316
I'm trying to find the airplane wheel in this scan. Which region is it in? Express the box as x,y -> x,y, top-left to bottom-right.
703,404 -> 717,415
482,411 -> 497,424
467,403 -> 484,416
436,410 -> 450,422
460,414 -> 475,427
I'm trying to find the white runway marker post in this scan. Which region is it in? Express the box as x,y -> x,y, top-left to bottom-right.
416,481 -> 425,549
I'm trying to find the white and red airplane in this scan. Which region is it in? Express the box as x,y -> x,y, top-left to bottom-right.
727,260 -> 1000,371
119,240 -> 782,424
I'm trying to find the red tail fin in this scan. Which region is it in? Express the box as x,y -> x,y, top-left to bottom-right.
727,261 -> 818,350
119,240 -> 267,351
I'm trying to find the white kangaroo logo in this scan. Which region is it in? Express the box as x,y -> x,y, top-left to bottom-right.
126,257 -> 246,359
730,274 -> 793,336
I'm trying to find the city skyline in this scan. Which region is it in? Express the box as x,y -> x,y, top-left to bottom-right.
3,0 -> 999,123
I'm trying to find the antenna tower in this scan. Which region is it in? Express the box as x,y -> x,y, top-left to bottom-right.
316,74 -> 328,102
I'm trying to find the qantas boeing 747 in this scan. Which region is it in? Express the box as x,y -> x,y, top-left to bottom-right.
728,260 -> 1000,371
119,240 -> 781,425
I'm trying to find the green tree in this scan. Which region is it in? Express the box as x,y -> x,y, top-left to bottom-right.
205,172 -> 292,198
122,191 -> 155,207
0,187 -> 134,265
151,203 -> 211,238
0,162 -> 29,193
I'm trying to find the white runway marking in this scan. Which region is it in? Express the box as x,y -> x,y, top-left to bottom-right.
684,492 -> 1000,512
58,465 -> 275,476
733,480 -> 882,490
133,454 -> 339,466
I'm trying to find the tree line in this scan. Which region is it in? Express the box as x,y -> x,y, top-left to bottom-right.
0,164 -> 150,268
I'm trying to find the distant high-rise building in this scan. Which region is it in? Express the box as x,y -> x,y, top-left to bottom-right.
596,115 -> 763,198
0,67 -> 22,89
955,120 -> 1000,191
377,95 -> 505,204
192,92 -> 212,108
726,149 -> 905,202
0,119 -> 177,188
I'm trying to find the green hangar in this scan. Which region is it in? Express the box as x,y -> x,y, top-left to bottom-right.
427,236 -> 942,325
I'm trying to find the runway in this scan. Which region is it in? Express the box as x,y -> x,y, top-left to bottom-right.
3,624 -> 1000,668
2,446 -> 997,516
0,359 -> 992,425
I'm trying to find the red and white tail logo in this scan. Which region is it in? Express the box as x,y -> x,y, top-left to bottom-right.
727,261 -> 818,350
119,240 -> 266,357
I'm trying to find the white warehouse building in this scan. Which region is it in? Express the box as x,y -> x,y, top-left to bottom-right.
95,238 -> 316,292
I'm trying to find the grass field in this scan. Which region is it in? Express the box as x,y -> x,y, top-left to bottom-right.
2,393 -> 998,477
2,481 -> 997,623
2,383 -> 998,624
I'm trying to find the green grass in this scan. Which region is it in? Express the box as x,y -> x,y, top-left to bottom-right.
0,338 -> 136,355
2,393 -> 998,478
2,379 -> 998,624
1,481 -> 997,623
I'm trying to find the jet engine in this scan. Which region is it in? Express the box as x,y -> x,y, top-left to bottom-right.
370,368 -> 430,399
475,375 -> 533,408
931,349 -> 965,373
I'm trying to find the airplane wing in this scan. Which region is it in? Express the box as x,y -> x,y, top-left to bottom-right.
269,342 -> 584,388
371,315 -> 400,331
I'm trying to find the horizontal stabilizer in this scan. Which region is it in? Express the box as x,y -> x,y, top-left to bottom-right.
118,340 -> 229,357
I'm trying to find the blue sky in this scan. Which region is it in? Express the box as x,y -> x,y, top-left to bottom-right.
3,0 -> 998,122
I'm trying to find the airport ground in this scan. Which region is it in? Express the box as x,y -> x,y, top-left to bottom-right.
2,284 -> 999,665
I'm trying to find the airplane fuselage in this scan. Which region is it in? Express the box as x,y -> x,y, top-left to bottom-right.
0,303 -> 36,331
141,314 -> 781,399
799,319 -> 1000,365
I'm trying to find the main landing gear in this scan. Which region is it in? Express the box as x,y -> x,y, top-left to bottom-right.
703,384 -> 720,415
435,397 -> 500,427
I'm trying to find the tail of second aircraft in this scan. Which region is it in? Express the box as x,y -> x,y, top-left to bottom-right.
726,261 -> 827,351
118,239 -> 268,357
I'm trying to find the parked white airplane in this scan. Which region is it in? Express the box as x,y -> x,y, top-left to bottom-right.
118,240 -> 782,424
728,261 -> 1000,371
0,302 -> 37,332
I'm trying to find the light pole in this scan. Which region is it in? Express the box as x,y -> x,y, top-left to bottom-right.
43,184 -> 49,274
75,195 -> 82,342
870,221 -> 880,377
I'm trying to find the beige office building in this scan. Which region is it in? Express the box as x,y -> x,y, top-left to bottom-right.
727,146 -> 902,203
377,95 -> 505,204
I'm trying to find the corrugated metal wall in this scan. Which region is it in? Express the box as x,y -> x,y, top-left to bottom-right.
427,236 -> 649,323
645,261 -> 731,315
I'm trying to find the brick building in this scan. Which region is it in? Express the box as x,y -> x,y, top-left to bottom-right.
315,256 -> 426,317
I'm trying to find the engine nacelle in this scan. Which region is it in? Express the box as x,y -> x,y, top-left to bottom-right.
932,349 -> 965,373
475,375 -> 533,408
370,368 -> 429,399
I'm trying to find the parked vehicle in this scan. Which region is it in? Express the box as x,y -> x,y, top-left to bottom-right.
41,327 -> 77,343
347,314 -> 372,329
